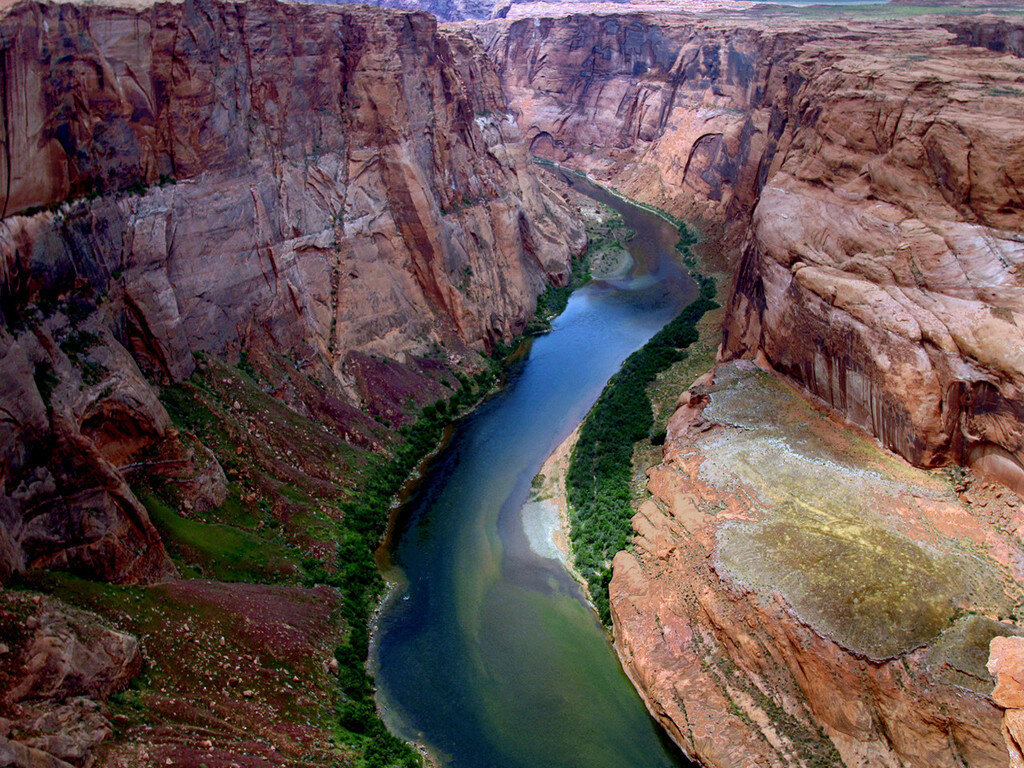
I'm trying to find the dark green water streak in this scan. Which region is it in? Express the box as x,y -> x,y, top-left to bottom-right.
371,173 -> 700,768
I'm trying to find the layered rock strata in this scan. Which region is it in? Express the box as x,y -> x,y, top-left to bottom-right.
481,11 -> 1024,488
614,361 -> 1024,768
0,0 -> 583,584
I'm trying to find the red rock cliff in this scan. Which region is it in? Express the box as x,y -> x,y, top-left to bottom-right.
614,361 -> 1022,768
481,11 -> 1024,489
0,0 -> 584,584
480,11 -> 1024,768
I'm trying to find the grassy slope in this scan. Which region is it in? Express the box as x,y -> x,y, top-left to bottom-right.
15,350 -> 501,768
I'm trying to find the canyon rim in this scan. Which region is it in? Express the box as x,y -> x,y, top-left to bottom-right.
3,0 -> 1024,767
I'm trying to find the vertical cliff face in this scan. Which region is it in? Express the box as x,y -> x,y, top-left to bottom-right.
482,11 -> 1024,489
481,14 -> 792,226
0,0 -> 584,584
722,26 -> 1024,489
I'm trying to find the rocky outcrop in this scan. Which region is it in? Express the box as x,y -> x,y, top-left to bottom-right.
312,0 -> 495,22
990,636 -> 1024,767
720,27 -> 1024,493
614,361 -> 1023,768
481,11 -> 1024,490
0,0 -> 583,584
0,591 -> 141,767
947,18 -> 1024,57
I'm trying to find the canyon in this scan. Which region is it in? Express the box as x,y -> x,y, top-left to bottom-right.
478,8 -> 1024,768
0,0 -> 582,586
3,0 -> 1024,767
483,11 -> 1024,489
0,0 -> 582,764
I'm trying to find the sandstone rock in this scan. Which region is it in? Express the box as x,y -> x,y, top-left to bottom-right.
0,0 -> 583,585
0,592 -> 140,768
19,699 -> 112,765
991,637 -> 1024,709
482,11 -> 1024,488
612,362 -> 1021,768
0,317 -> 177,584
0,736 -> 75,768
990,637 -> 1024,767
3,597 -> 141,705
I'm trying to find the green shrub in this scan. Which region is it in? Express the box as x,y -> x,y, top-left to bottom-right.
567,262 -> 717,624
313,373 -> 496,767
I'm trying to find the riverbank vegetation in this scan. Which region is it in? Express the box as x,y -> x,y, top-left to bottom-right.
320,369 -> 495,767
14,349 -> 499,767
528,189 -> 635,336
567,224 -> 718,624
158,360 -> 498,767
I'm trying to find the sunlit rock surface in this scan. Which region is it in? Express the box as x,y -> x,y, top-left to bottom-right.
614,361 -> 1024,768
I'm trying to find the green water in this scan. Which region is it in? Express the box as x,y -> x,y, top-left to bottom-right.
371,173 -> 699,768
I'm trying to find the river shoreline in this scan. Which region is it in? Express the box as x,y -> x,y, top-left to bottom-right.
371,164 -> 698,768
524,424 -> 595,601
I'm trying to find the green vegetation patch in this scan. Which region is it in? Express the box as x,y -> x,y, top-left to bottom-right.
567,220 -> 717,624
717,502 -> 968,659
138,488 -> 300,583
320,369 -> 495,768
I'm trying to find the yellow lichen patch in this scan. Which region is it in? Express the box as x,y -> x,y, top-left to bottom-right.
718,502 -> 967,658
703,363 -> 1015,659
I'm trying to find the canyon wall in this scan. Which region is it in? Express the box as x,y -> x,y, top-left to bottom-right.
614,361 -> 1024,768
481,12 -> 1024,489
311,0 -> 494,22
0,0 -> 583,585
481,13 -> 784,226
480,10 -> 1024,768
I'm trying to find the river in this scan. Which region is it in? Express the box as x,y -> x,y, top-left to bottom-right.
371,171 -> 699,768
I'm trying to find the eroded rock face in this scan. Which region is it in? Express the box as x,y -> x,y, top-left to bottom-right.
481,14 -> 785,226
0,0 -> 583,584
722,31 -> 1024,490
0,592 -> 141,768
614,361 -> 1023,768
482,11 -> 1024,488
990,636 -> 1024,767
483,11 -> 1024,766
312,0 -> 495,22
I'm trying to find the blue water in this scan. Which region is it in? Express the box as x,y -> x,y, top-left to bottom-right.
372,173 -> 699,768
